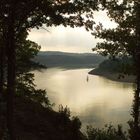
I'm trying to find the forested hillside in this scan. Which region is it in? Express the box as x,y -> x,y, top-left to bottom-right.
34,51 -> 105,68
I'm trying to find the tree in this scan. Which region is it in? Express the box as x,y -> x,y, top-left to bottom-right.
16,33 -> 51,107
92,0 -> 140,65
92,1 -> 140,139
0,0 -> 100,139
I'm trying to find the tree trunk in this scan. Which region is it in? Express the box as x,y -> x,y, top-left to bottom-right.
132,77 -> 140,140
6,2 -> 16,139
132,2 -> 140,140
0,44 -> 4,96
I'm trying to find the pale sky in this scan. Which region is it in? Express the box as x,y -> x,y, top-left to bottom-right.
28,11 -> 117,53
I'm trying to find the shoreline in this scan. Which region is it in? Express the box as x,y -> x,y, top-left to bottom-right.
88,69 -> 135,83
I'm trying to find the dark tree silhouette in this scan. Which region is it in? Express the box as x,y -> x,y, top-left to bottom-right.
0,0 -> 101,139
92,1 -> 140,140
128,88 -> 140,140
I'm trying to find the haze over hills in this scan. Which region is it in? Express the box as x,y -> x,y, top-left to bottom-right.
34,51 -> 105,68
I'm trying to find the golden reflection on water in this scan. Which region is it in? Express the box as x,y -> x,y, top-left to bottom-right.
34,68 -> 134,129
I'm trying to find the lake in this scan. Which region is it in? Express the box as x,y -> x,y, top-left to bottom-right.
33,68 -> 134,131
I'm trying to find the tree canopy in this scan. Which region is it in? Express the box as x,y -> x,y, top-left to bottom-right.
92,1 -> 140,139
0,0 -> 103,139
92,0 -> 140,59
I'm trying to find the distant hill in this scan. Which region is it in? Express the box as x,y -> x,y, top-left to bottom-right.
89,57 -> 134,74
89,58 -> 135,83
34,51 -> 105,68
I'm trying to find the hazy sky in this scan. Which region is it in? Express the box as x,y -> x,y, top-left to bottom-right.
28,11 -> 117,53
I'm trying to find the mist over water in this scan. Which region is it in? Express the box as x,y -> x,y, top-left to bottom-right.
34,68 -> 134,130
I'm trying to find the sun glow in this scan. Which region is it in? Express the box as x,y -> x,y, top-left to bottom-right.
28,11 -> 117,53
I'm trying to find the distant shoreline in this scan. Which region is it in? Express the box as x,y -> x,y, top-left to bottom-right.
88,69 -> 135,83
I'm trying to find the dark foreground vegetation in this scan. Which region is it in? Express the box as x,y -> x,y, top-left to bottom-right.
0,0 -> 99,139
0,95 -> 130,140
1,95 -> 85,140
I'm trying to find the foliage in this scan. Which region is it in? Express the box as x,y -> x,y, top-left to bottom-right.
0,0 -> 102,139
59,105 -> 71,118
86,124 -> 127,140
16,73 -> 51,108
91,1 -> 140,140
97,57 -> 134,75
71,116 -> 82,130
92,0 -> 140,61
17,39 -> 41,72
16,34 -> 51,107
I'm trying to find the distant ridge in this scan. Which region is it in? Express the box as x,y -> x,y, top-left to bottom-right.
34,51 -> 105,68
38,51 -> 100,56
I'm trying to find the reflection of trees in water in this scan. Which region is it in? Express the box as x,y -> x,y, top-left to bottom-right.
128,76 -> 140,140
86,75 -> 89,82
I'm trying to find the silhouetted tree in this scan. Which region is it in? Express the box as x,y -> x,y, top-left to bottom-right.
92,1 -> 140,140
0,0 -> 101,139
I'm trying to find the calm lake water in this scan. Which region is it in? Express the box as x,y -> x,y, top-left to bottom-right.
33,68 -> 134,131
